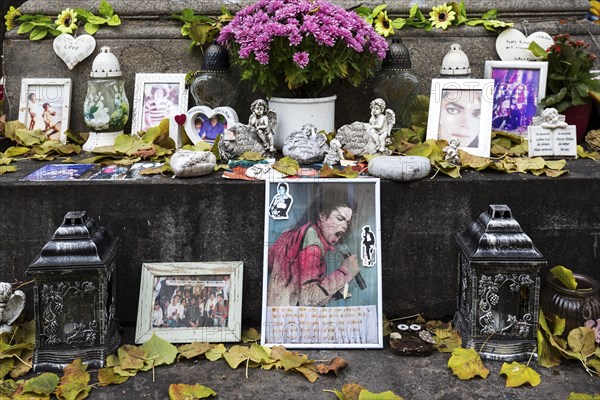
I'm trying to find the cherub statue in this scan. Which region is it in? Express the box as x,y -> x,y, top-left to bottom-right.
532,108 -> 568,129
368,98 -> 395,153
443,138 -> 461,165
248,99 -> 277,153
324,138 -> 344,166
0,282 -> 25,334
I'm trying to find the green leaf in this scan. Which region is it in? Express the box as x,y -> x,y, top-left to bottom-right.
272,156 -> 299,176
537,329 -> 562,368
168,383 -> 216,399
567,394 -> 600,400
528,42 -> 547,59
550,265 -> 578,290
567,327 -> 596,355
238,151 -> 265,161
17,22 -> 35,34
107,14 -> 121,26
241,328 -> 261,343
84,22 -> 99,35
223,346 -> 249,369
0,358 -> 14,380
481,9 -> 498,20
29,26 -> 48,41
139,334 -> 178,368
358,389 -> 404,400
371,4 -> 388,17
98,0 -> 114,18
3,146 -> 30,158
448,348 -> 490,380
22,373 -> 59,396
86,15 -> 108,25
15,129 -> 45,146
499,361 -> 541,387
551,315 -> 566,337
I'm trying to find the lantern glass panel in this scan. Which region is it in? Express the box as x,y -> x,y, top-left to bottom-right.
61,288 -> 99,345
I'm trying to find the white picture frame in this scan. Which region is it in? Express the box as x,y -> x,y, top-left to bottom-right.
18,78 -> 72,144
484,61 -> 548,136
426,78 -> 495,158
262,178 -> 383,349
131,73 -> 188,144
135,261 -> 243,344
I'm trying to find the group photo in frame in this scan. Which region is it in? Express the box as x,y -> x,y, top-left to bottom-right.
135,261 -> 243,344
484,60 -> 548,135
426,78 -> 495,158
262,179 -> 383,349
131,73 -> 188,135
18,78 -> 72,143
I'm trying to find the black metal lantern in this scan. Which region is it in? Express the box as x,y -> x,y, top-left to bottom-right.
453,205 -> 546,361
27,211 -> 120,372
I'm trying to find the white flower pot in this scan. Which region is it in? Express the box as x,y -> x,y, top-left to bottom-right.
269,95 -> 336,150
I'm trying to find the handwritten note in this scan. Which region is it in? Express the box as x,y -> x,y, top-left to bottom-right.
496,29 -> 554,61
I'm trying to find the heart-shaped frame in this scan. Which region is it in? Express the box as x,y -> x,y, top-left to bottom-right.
184,106 -> 239,144
495,28 -> 554,61
53,34 -> 97,70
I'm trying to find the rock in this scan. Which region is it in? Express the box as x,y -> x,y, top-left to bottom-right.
368,156 -> 431,182
218,124 -> 271,162
282,124 -> 329,164
170,150 -> 216,178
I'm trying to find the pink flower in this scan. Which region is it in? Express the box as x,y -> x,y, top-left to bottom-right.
293,51 -> 309,68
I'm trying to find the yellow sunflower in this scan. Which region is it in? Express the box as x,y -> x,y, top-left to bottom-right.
429,3 -> 456,30
55,8 -> 78,34
589,0 -> 600,23
374,11 -> 394,37
4,6 -> 21,31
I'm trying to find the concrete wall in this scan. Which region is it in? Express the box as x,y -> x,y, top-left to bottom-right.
1,160 -> 599,328
3,1 -> 599,132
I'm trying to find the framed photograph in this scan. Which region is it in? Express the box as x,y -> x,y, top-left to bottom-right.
426,78 -> 495,158
131,73 -> 188,139
262,179 -> 383,349
484,61 -> 548,135
135,261 -> 243,344
18,78 -> 72,143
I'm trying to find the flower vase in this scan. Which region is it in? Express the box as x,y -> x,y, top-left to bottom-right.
268,95 -> 337,150
563,102 -> 593,143
539,272 -> 600,338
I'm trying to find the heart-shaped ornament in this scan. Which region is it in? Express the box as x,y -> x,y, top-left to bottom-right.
496,28 -> 554,61
174,114 -> 187,126
53,34 -> 96,70
184,105 -> 239,144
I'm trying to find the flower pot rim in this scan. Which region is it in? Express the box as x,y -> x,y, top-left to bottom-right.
545,272 -> 600,296
268,95 -> 337,104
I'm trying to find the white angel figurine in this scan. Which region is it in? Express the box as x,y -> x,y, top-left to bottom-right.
249,99 -> 277,153
0,282 -> 25,333
368,98 -> 395,153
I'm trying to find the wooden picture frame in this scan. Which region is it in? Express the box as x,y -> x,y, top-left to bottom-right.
484,61 -> 548,136
18,78 -> 72,144
131,73 -> 188,143
135,261 -> 243,344
426,78 -> 495,158
262,178 -> 383,349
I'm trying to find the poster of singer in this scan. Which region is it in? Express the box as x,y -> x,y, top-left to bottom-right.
261,179 -> 382,348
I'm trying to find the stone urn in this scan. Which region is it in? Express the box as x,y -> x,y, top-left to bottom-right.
540,272 -> 600,338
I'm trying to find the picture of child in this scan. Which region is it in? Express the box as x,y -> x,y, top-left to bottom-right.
42,103 -> 60,140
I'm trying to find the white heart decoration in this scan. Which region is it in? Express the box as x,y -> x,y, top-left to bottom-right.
495,28 -> 554,61
184,105 -> 239,145
53,34 -> 97,70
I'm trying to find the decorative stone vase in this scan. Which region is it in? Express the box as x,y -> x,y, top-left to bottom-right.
563,102 -> 593,143
268,95 -> 336,151
540,272 -> 600,338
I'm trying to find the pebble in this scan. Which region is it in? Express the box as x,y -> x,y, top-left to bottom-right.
368,156 -> 431,182
170,150 -> 216,178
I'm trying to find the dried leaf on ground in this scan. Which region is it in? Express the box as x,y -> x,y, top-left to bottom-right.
238,151 -> 265,161
447,348 -> 489,380
140,334 -> 178,369
97,367 -> 129,386
168,383 -> 216,399
316,357 -> 348,376
54,359 -> 91,400
223,345 -> 249,369
269,346 -> 310,371
567,327 -> 596,355
205,344 -> 226,361
22,373 -> 59,396
358,389 -> 404,399
499,361 -> 541,387
319,164 -> 359,178
567,393 -> 600,400
432,327 -> 461,353
178,342 -> 211,360
293,364 -> 319,382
